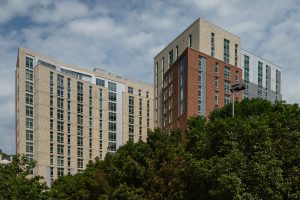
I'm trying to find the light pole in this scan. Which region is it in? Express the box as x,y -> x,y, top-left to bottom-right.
230,82 -> 245,117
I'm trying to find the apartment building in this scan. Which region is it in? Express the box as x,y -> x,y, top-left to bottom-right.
16,48 -> 154,185
154,18 -> 243,129
241,49 -> 282,102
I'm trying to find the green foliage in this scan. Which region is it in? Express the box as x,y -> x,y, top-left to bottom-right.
0,154 -> 48,199
3,99 -> 300,199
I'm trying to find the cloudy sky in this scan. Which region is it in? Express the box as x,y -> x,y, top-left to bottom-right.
1,0 -> 300,154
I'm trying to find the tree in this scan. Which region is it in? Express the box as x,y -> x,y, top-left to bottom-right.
0,155 -> 48,199
50,157 -> 109,200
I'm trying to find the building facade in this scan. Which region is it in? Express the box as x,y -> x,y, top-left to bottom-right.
154,18 -> 243,129
16,48 -> 154,184
241,49 -> 282,102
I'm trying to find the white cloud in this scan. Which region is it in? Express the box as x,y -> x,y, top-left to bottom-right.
30,0 -> 90,23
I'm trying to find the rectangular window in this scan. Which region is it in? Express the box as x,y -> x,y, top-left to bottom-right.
26,94 -> 33,105
26,57 -> 33,69
258,61 -> 263,97
188,34 -> 192,47
168,50 -> 173,66
109,92 -> 117,101
25,69 -> 33,81
26,142 -> 33,153
57,144 -> 64,155
26,118 -> 33,129
57,156 -> 64,167
57,98 -> 64,109
77,158 -> 83,169
176,45 -> 179,58
215,63 -> 219,76
215,77 -> 218,90
26,81 -> 33,93
224,95 -> 230,105
109,102 -> 116,112
211,32 -> 215,57
109,122 -> 116,132
235,44 -> 238,66
224,39 -> 230,63
224,80 -> 230,95
244,55 -> 250,97
128,87 -> 133,94
26,105 -> 33,117
57,121 -> 64,132
26,130 -> 33,141
224,66 -> 230,79
77,148 -> 83,157
108,82 -> 116,92
57,133 -> 64,143
57,109 -> 64,120
109,112 -> 117,122
96,78 -> 105,87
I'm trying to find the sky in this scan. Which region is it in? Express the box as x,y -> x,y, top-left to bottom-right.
0,0 -> 300,154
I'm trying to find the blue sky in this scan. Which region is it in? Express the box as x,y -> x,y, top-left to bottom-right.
1,0 -> 300,154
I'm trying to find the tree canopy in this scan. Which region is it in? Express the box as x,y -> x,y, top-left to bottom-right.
2,98 -> 300,199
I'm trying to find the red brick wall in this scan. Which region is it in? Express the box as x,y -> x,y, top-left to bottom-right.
162,48 -> 243,131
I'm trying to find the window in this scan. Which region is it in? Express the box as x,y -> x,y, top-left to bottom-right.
57,144 -> 64,155
258,61 -> 263,97
224,81 -> 230,94
26,142 -> 33,153
108,82 -> 116,92
188,34 -> 192,47
57,109 -> 64,120
77,115 -> 83,125
26,81 -> 33,93
108,142 -> 116,152
26,118 -> 33,129
57,168 -> 64,177
109,102 -> 116,112
57,121 -> 64,132
139,89 -> 141,96
235,44 -> 238,66
57,133 -> 64,143
211,32 -> 215,57
25,69 -> 33,81
215,78 -> 218,90
224,95 -> 230,105
168,50 -> 173,66
109,132 -> 116,141
235,71 -> 239,83
224,66 -> 230,79
77,158 -> 83,169
26,130 -> 33,141
215,63 -> 219,76
77,103 -> 83,114
57,98 -> 64,109
224,39 -> 230,63
128,87 -> 133,94
77,136 -> 83,146
109,92 -> 116,101
146,91 -> 149,98
26,57 -> 33,69
57,75 -> 64,87
96,78 -> 105,87
109,122 -> 116,132
26,105 -> 33,117
244,55 -> 250,97
57,156 -> 64,167
77,148 -> 83,157
50,143 -> 53,154
215,92 -> 219,105
26,94 -> 33,105
176,45 -> 179,58
109,112 -> 116,122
